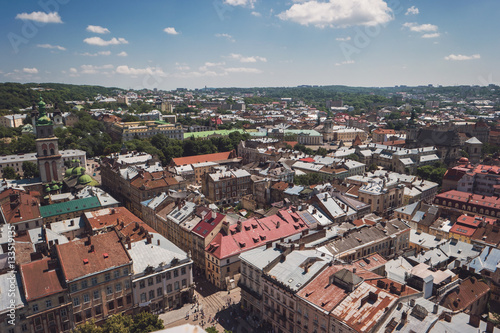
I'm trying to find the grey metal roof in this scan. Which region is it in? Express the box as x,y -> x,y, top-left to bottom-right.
239,245 -> 283,270
468,246 -> 500,273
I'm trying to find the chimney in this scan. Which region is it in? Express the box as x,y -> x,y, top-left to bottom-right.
299,243 -> 305,250
47,259 -> 58,270
266,241 -> 272,249
487,321 -> 495,333
157,239 -> 160,246
212,210 -> 217,220
127,239 -> 131,250
469,314 -> 480,328
116,218 -> 120,226
276,221 -> 280,229
433,304 -> 438,314
146,234 -> 152,244
353,268 -> 356,274
89,245 -> 95,253
236,221 -> 242,232
87,236 -> 91,246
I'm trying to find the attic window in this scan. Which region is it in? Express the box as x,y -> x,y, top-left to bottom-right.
83,259 -> 89,264
103,253 -> 109,259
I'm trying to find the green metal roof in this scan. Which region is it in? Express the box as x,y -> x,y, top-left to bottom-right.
183,129 -> 246,139
40,197 -> 101,218
284,129 -> 322,136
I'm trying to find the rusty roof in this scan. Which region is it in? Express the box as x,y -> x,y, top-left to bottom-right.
56,231 -> 131,282
20,258 -> 65,301
441,277 -> 489,312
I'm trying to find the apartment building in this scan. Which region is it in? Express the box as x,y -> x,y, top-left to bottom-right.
55,231 -> 134,326
109,121 -> 183,142
202,167 -> 252,205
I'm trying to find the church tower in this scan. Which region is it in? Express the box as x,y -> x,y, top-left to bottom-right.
35,97 -> 63,183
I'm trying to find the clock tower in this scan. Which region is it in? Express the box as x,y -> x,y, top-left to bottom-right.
35,97 -> 63,183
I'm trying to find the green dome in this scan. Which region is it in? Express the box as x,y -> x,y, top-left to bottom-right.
50,184 -> 60,191
37,97 -> 46,107
37,115 -> 52,125
78,174 -> 93,185
44,185 -> 51,192
72,166 -> 85,176
65,168 -> 74,177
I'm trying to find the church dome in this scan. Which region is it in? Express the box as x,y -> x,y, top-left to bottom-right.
65,168 -> 74,177
72,167 -> 85,176
78,174 -> 92,185
458,157 -> 469,164
50,184 -> 60,191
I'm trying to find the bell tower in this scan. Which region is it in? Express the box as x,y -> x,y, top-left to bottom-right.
35,97 -> 63,183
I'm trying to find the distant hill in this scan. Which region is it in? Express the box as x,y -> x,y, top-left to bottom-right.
0,82 -> 122,111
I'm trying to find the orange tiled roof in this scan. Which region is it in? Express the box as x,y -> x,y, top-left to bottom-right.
20,258 -> 65,301
172,151 -> 235,166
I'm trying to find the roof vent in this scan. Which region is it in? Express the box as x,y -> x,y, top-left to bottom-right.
83,259 -> 89,264
103,253 -> 109,259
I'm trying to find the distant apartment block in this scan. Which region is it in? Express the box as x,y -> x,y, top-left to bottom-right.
109,121 -> 183,142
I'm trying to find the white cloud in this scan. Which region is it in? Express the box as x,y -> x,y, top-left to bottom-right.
215,33 -> 235,42
335,60 -> 355,66
444,54 -> 480,61
224,0 -> 256,8
117,51 -> 128,57
15,11 -> 62,23
116,65 -> 166,76
37,44 -> 66,51
86,25 -> 110,34
69,68 -> 78,73
80,51 -> 112,56
175,62 -> 191,71
405,6 -> 419,16
403,22 -> 438,32
251,11 -> 262,17
198,62 -> 226,72
164,27 -> 179,35
83,37 -> 128,46
335,36 -> 351,41
422,33 -> 440,39
78,64 -> 113,74
23,67 -> 38,74
225,67 -> 262,73
278,0 -> 393,28
229,53 -> 267,63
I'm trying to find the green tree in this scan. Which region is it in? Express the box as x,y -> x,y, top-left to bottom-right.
102,314 -> 133,333
206,327 -> 219,333
316,147 -> 328,157
72,321 -> 103,333
368,163 -> 378,172
130,312 -> 164,333
22,161 -> 39,178
2,166 -> 17,179
346,153 -> 359,161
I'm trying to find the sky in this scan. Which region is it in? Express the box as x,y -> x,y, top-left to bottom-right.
1,0 -> 499,90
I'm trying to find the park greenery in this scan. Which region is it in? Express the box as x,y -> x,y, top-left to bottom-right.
72,312 -> 163,333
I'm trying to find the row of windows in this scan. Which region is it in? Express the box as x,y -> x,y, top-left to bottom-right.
137,267 -> 187,289
32,296 -> 65,313
71,268 -> 129,292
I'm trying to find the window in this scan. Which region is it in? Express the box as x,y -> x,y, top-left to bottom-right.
46,300 -> 52,308
167,284 -> 172,293
157,287 -> 163,297
108,301 -> 115,311
85,309 -> 92,319
156,275 -> 162,284
139,280 -> 146,289
227,267 -> 230,272
83,294 -> 90,303
148,277 -> 154,286
107,286 -> 113,295
126,295 -> 132,304
71,284 -> 77,292
75,313 -> 82,323
95,305 -> 102,316
182,279 -> 187,288
60,308 -> 67,317
73,297 -> 80,306
174,281 -> 180,290
32,304 -> 39,312
116,283 -> 122,292
117,298 -> 123,308
81,280 -> 88,289
114,270 -> 120,279
173,269 -> 179,278
105,273 -> 111,281
141,293 -> 147,303
91,277 -> 98,286
181,267 -> 186,275
149,290 -> 155,300
123,268 -> 129,276
94,290 -> 100,300
21,324 -> 28,332
125,280 -> 130,289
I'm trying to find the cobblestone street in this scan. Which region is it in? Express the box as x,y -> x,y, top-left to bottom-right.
160,276 -> 255,332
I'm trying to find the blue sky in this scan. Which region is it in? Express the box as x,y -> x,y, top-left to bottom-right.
1,0 -> 498,90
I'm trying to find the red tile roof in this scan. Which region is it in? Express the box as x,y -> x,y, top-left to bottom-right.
206,208 -> 309,259
172,150 -> 236,166
456,215 -> 495,227
192,210 -> 225,239
299,157 -> 315,163
271,181 -> 290,191
130,170 -> 179,190
435,190 -> 500,209
471,223 -> 500,246
450,223 -> 476,237
373,128 -> 396,134
0,189 -> 41,224
441,277 -> 489,312
20,258 -> 65,301
85,207 -> 143,231
56,231 -> 131,282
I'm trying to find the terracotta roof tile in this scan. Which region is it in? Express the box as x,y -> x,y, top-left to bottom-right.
56,231 -> 131,282
172,151 -> 235,166
20,258 -> 65,301
0,189 -> 41,224
441,277 -> 489,312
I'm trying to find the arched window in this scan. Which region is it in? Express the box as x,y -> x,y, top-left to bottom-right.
42,144 -> 48,156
